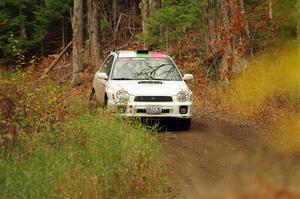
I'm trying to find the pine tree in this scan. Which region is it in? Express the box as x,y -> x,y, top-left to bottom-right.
0,0 -> 72,60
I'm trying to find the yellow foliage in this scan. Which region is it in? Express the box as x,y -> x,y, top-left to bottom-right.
227,41 -> 300,115
224,41 -> 300,152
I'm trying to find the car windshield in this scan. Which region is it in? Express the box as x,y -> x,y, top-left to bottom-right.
111,57 -> 182,81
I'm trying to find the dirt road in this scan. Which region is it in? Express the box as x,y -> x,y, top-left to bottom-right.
159,111 -> 300,199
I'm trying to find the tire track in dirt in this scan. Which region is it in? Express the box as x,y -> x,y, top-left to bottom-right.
159,113 -> 300,199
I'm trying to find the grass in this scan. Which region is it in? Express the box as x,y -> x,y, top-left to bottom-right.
0,71 -> 167,199
0,114 -> 165,198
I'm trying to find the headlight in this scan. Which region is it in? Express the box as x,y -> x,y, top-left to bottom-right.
116,89 -> 130,101
177,91 -> 189,102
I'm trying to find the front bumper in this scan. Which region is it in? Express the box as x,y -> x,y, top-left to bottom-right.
115,101 -> 192,118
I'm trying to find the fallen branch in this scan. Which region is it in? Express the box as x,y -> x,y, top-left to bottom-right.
53,63 -> 71,71
57,73 -> 72,84
41,41 -> 73,78
117,34 -> 135,49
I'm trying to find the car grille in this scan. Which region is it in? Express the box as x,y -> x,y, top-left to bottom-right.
136,109 -> 170,114
134,96 -> 173,102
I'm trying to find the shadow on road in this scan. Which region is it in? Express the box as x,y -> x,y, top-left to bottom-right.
140,118 -> 208,132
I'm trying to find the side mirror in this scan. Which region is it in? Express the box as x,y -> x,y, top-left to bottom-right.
96,72 -> 108,80
183,74 -> 193,81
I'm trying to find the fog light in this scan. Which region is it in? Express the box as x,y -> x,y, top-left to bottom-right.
117,106 -> 126,113
179,106 -> 188,114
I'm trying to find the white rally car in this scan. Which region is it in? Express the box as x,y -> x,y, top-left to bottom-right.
91,50 -> 193,129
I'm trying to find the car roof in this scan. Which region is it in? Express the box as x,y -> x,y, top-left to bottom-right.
113,50 -> 169,58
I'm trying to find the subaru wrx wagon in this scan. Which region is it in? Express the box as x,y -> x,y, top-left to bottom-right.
91,50 -> 193,129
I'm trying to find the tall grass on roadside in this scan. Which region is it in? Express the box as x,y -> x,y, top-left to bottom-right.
0,71 -> 167,198
0,114 -> 165,198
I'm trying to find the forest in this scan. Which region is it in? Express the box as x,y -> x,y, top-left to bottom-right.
0,0 -> 300,198
0,0 -> 298,82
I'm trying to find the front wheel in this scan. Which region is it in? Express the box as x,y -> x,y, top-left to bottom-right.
89,89 -> 98,109
180,118 -> 191,131
89,89 -> 107,108
102,95 -> 108,108
89,90 -> 97,102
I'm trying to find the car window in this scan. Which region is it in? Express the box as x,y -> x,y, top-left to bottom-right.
111,58 -> 182,81
100,55 -> 114,76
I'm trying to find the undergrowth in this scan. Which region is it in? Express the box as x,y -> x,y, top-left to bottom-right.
0,71 -> 167,198
190,42 -> 300,153
192,42 -> 300,122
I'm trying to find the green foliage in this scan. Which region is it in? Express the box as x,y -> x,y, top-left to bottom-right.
144,0 -> 298,51
0,0 -> 38,59
0,71 -> 66,150
34,0 -> 72,42
0,71 -> 166,198
274,0 -> 298,38
243,0 -> 298,51
0,0 -> 72,64
0,114 -> 165,198
101,19 -> 110,30
142,0 -> 201,47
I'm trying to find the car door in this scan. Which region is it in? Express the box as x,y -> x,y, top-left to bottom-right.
94,55 -> 114,104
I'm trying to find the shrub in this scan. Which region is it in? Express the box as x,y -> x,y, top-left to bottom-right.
142,0 -> 200,48
0,71 -> 65,150
0,71 -> 166,198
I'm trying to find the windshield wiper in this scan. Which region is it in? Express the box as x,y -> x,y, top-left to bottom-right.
150,78 -> 167,81
112,78 -> 134,80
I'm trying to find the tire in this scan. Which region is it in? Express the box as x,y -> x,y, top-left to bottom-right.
180,118 -> 191,131
89,88 -> 96,102
89,89 -> 98,109
102,95 -> 108,108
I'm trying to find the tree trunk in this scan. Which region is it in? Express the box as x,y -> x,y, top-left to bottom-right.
219,0 -> 248,81
298,0 -> 300,41
131,0 -> 137,30
220,0 -> 233,83
298,17 -> 300,41
19,9 -> 27,39
269,0 -> 273,21
238,0 -> 250,38
140,0 -> 149,49
113,0 -> 117,42
88,0 -> 101,65
62,19 -> 66,62
139,0 -> 161,49
72,0 -> 84,86
40,40 -> 44,57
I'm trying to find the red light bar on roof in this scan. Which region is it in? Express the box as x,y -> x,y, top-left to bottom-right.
149,51 -> 168,58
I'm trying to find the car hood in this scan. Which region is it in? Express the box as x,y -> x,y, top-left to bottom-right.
109,80 -> 190,96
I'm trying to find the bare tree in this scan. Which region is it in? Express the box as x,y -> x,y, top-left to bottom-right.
217,0 -> 249,82
19,8 -> 27,39
72,0 -> 84,86
139,0 -> 161,48
238,0 -> 250,38
219,0 -> 233,82
269,0 -> 273,21
298,0 -> 300,41
88,0 -> 101,65
113,0 -> 117,41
